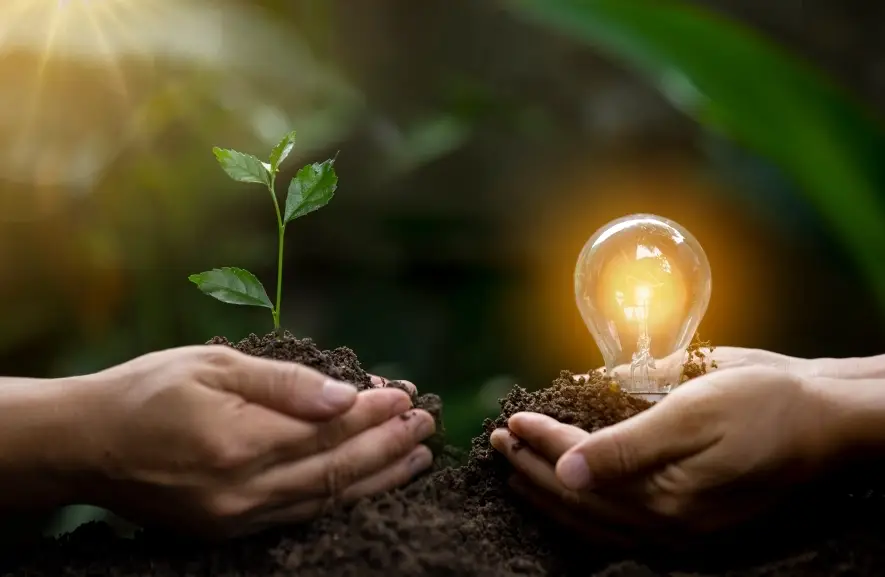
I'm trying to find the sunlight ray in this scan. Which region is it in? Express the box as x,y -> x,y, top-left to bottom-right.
15,2 -> 65,179
83,9 -> 130,101
0,0 -> 34,45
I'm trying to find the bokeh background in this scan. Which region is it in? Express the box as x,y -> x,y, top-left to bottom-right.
2,0 -> 885,455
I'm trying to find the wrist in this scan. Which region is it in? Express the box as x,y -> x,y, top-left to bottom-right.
807,375 -> 885,463
806,355 -> 885,380
0,374 -> 108,509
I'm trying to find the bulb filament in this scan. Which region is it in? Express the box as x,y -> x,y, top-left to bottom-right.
628,286 -> 655,391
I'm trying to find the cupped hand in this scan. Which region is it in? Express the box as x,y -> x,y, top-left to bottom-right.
82,345 -> 435,539
491,366 -> 844,545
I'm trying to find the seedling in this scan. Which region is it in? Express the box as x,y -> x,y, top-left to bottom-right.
189,130 -> 338,335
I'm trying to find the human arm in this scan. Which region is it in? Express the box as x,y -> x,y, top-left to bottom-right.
813,375 -> 885,457
0,375 -> 99,511
0,346 -> 435,538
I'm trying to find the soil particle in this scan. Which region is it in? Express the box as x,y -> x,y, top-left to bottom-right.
6,332 -> 885,576
680,334 -> 716,382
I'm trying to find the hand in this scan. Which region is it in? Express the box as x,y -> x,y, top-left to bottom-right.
596,345 -> 885,385
491,367 -> 845,545
594,346 -> 815,386
77,345 -> 435,539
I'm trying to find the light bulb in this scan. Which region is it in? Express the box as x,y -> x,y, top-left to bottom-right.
574,214 -> 711,397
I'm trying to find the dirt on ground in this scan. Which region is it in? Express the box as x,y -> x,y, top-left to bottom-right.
5,333 -> 885,576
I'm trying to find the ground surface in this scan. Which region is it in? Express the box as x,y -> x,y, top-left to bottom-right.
5,333 -> 885,576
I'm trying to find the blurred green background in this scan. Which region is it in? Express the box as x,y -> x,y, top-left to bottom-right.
2,0 -> 885,459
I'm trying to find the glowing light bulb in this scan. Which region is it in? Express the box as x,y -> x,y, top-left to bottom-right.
574,214 -> 711,397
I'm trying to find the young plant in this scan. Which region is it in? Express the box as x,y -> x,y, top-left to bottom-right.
189,130 -> 338,335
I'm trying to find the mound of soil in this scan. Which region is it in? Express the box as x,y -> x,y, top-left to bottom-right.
5,333 -> 885,576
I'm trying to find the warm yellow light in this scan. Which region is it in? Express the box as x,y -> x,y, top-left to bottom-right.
575,214 -> 711,395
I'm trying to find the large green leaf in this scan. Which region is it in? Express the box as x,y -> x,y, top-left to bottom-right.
285,159 -> 338,223
188,267 -> 273,309
212,147 -> 272,186
509,0 -> 885,311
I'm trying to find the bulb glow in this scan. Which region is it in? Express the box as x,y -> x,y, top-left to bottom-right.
575,214 -> 711,395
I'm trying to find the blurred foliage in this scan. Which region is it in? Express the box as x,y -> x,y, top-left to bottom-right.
509,0 -> 885,313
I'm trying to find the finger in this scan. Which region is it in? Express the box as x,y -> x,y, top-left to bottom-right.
370,375 -> 417,396
336,444 -> 433,497
279,388 -> 414,460
509,475 -> 637,549
507,412 -> 589,462
386,380 -> 418,396
206,346 -> 358,420
251,445 -> 434,529
492,430 -> 660,529
256,409 -> 436,501
490,428 -> 579,497
555,397 -> 718,491
219,388 -> 415,472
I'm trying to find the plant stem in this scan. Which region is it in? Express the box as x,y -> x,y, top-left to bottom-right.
268,174 -> 285,335
274,222 -> 285,335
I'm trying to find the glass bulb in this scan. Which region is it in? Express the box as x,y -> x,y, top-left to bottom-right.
574,214 -> 711,396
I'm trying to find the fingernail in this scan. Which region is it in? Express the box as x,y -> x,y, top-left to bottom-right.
369,375 -> 386,386
509,412 -> 545,427
397,380 -> 417,394
415,414 -> 436,438
408,446 -> 433,475
557,453 -> 592,490
322,379 -> 357,408
489,428 -> 508,450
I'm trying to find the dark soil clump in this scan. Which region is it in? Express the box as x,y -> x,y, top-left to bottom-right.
6,332 -> 885,576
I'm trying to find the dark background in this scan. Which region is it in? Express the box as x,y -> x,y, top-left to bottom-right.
0,0 -> 883,449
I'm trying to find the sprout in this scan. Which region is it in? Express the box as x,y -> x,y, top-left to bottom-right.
189,130 -> 337,335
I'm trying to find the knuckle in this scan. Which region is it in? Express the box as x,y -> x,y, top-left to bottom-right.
648,464 -> 694,494
559,488 -> 583,506
647,493 -> 690,519
274,362 -> 315,389
644,467 -> 695,518
322,454 -> 357,500
314,419 -> 348,452
266,361 -> 299,391
199,345 -> 240,368
267,362 -> 322,401
604,428 -> 641,476
202,492 -> 253,519
199,432 -> 254,471
392,416 -> 426,454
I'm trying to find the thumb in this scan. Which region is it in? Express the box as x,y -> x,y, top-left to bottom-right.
212,348 -> 359,420
554,401 -> 710,491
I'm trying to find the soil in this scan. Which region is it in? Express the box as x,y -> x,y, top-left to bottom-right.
5,332 -> 885,576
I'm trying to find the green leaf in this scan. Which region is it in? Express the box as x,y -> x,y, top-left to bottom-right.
189,267 -> 273,309
284,159 -> 338,223
269,130 -> 297,172
212,147 -> 271,186
508,0 -> 885,314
